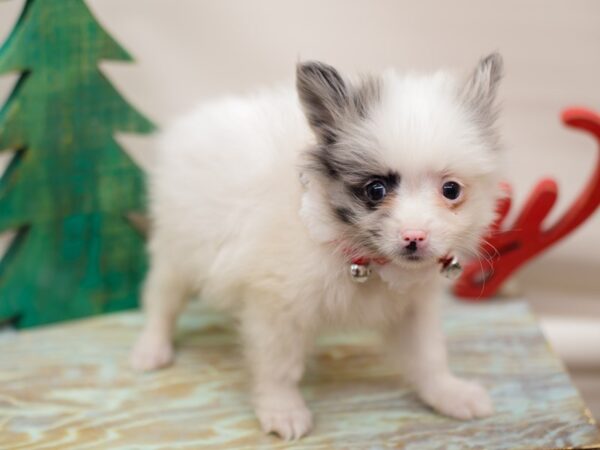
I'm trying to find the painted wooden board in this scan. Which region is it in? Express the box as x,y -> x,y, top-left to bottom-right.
0,296 -> 598,449
0,0 -> 154,328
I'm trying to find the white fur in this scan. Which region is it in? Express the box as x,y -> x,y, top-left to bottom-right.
131,66 -> 501,440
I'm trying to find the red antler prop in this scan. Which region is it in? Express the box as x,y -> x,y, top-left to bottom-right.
454,107 -> 600,299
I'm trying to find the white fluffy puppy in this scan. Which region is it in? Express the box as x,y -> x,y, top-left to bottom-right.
131,54 -> 504,440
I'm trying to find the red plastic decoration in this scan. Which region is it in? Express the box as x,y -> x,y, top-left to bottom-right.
454,107 -> 600,299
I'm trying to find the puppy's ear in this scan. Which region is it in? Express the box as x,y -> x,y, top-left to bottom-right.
461,52 -> 503,122
296,61 -> 349,145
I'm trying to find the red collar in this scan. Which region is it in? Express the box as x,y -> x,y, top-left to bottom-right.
337,241 -> 461,282
342,245 -> 454,268
340,246 -> 390,266
349,254 -> 390,266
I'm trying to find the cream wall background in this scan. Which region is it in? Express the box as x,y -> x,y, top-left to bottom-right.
0,0 -> 599,314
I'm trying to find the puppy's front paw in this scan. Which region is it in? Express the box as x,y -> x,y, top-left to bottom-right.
256,405 -> 313,441
130,331 -> 174,372
418,375 -> 493,420
254,389 -> 313,440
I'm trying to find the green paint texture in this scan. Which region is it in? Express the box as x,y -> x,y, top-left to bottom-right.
0,0 -> 154,328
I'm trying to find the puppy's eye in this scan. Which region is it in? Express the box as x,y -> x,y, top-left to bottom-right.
442,181 -> 462,201
365,180 -> 387,203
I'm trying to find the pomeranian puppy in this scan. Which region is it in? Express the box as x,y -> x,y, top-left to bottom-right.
131,54 -> 504,440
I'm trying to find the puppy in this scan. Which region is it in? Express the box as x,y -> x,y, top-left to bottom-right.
131,54 -> 504,440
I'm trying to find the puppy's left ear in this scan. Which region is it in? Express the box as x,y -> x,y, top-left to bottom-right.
461,52 -> 503,120
296,61 -> 349,145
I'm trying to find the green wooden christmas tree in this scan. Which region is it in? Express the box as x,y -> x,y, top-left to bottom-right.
0,0 -> 154,328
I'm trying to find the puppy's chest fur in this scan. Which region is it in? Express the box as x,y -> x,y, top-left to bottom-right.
296,260 -> 433,329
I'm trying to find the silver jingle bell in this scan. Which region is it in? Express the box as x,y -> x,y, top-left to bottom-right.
350,263 -> 371,283
440,256 -> 463,280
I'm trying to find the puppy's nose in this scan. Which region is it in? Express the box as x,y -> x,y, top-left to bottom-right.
401,230 -> 428,249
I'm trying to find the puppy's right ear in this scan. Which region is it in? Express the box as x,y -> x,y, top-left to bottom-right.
461,53 -> 503,124
296,61 -> 349,145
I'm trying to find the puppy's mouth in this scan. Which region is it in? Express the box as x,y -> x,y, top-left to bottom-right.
397,247 -> 437,265
402,253 -> 423,262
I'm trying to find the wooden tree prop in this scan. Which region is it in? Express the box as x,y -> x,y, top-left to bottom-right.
454,108 -> 600,299
0,0 -> 154,327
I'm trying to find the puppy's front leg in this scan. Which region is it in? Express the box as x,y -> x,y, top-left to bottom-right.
240,300 -> 313,440
386,287 -> 493,420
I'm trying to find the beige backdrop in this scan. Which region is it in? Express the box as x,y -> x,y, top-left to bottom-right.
0,0 -> 599,315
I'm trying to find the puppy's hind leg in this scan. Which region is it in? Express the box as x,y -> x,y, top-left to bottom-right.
130,261 -> 189,372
